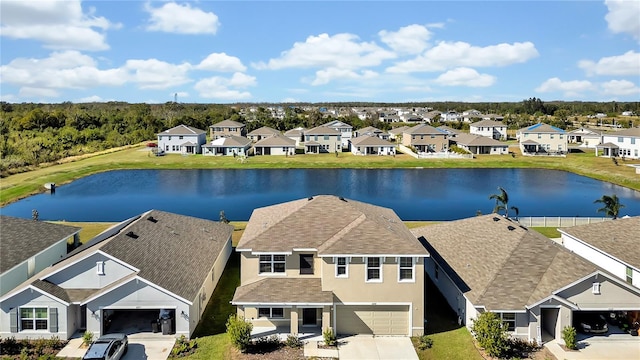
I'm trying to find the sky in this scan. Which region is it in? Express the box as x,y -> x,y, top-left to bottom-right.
1,0 -> 639,104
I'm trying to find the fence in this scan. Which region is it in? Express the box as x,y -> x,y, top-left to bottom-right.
517,216 -> 612,227
397,144 -> 474,159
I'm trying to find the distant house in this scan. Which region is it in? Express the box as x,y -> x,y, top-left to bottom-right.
388,126 -> 410,142
253,134 -> 296,156
304,126 -> 342,154
0,216 -> 80,297
451,133 -> 509,155
354,126 -> 390,140
202,135 -> 252,156
247,126 -> 280,142
469,119 -> 507,140
516,123 -> 567,155
210,120 -> 247,139
436,125 -> 460,138
322,120 -> 353,149
440,111 -> 460,122
402,124 -> 449,153
157,124 -> 207,154
0,210 -> 233,340
349,135 -> 396,156
596,127 -> 640,159
284,127 -> 306,147
567,128 -> 601,148
462,109 -> 482,122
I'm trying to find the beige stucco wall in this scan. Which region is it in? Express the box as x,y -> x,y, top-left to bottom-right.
403,134 -> 448,152
240,251 -> 322,285
519,133 -> 567,152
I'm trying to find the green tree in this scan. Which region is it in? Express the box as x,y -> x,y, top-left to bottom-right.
226,315 -> 253,352
470,312 -> 509,358
489,186 -> 512,218
594,194 -> 625,219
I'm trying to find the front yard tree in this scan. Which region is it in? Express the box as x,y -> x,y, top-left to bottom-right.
594,194 -> 625,219
471,312 -> 509,358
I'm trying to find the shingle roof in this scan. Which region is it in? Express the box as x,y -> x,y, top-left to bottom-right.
454,133 -> 507,147
32,279 -> 70,303
404,124 -> 447,135
248,126 -> 281,136
284,127 -> 306,137
603,127 -> 640,137
350,135 -> 394,146
206,135 -> 252,147
388,126 -> 410,135
232,278 -> 333,304
560,216 -> 640,268
470,119 -> 505,128
436,126 -> 459,135
237,195 -> 428,256
305,126 -> 341,135
0,216 -> 80,272
254,134 -> 296,147
210,119 -> 245,128
412,215 -> 598,310
158,124 -> 205,136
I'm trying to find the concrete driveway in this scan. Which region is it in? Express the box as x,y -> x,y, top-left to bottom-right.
337,335 -> 418,360
545,338 -> 640,360
58,335 -> 175,360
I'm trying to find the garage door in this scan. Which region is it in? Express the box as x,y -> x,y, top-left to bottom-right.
336,305 -> 409,335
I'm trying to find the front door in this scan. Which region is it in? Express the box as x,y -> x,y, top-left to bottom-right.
302,308 -> 316,326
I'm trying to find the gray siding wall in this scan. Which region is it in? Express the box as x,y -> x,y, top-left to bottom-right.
0,263 -> 28,297
44,252 -> 135,289
0,288 -> 68,340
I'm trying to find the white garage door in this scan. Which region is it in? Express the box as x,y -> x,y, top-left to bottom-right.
336,305 -> 409,336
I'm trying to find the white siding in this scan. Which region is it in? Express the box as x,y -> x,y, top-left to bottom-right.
0,288 -> 68,340
44,252 -> 136,290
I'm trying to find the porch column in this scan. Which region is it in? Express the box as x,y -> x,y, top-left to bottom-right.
322,305 -> 331,331
290,307 -> 299,335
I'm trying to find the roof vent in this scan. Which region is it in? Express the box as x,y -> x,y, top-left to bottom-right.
308,196 -> 313,201
126,231 -> 139,239
147,216 -> 158,223
339,196 -> 347,202
507,226 -> 516,231
493,217 -> 500,222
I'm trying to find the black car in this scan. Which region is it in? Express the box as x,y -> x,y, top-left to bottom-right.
575,312 -> 609,334
82,333 -> 128,360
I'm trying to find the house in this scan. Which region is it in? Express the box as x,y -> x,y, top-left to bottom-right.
157,124 -> 207,154
451,133 -> 509,155
388,126 -> 410,142
304,126 -> 342,154
354,126 -> 389,140
596,127 -> 640,159
253,134 -> 296,156
516,123 -> 567,155
0,216 -> 80,297
231,195 -> 428,337
202,135 -> 252,156
210,120 -> 247,140
349,135 -> 396,156
402,124 -> 449,153
247,126 -> 281,142
0,210 -> 233,340
412,215 -> 640,344
436,125 -> 460,138
462,109 -> 482,122
283,127 -> 306,147
322,120 -> 353,149
567,128 -> 601,148
441,111 -> 460,122
469,119 -> 507,140
559,217 -> 639,289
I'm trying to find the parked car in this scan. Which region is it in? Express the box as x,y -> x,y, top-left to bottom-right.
575,312 -> 608,334
83,333 -> 128,360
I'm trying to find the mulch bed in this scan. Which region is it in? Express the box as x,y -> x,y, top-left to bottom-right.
228,346 -> 305,360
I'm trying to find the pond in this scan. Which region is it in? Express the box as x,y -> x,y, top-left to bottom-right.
2,168 -> 639,222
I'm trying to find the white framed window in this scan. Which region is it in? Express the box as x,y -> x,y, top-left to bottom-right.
96,261 -> 105,275
398,257 -> 415,282
258,307 -> 284,319
259,255 -> 286,274
592,282 -> 601,294
366,257 -> 382,282
335,257 -> 349,278
499,313 -> 516,332
20,307 -> 48,330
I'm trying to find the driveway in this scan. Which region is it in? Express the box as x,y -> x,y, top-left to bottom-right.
58,335 -> 175,360
545,338 -> 640,360
337,335 -> 418,360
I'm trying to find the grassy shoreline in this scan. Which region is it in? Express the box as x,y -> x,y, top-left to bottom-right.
2,144 -> 639,206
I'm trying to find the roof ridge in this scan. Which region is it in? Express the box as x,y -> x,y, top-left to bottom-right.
317,213 -> 367,253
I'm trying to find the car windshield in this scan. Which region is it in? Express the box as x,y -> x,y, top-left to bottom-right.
83,341 -> 110,359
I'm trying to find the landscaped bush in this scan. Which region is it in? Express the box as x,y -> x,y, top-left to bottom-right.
82,331 -> 94,347
225,314 -> 253,352
562,326 -> 578,350
503,338 -> 539,358
170,335 -> 197,357
285,334 -> 303,348
252,335 -> 281,352
0,336 -> 67,359
471,312 -> 509,358
416,335 -> 434,350
322,327 -> 337,347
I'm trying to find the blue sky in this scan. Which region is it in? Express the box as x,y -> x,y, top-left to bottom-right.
1,0 -> 639,104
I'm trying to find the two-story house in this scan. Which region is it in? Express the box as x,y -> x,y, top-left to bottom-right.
210,120 -> 247,140
304,126 -> 342,154
596,127 -> 640,159
0,216 -> 80,297
469,119 -> 507,140
354,126 -> 389,140
516,123 -> 567,155
402,124 -> 449,153
247,126 -> 281,143
322,120 -> 353,149
157,124 -> 207,154
232,195 -> 428,337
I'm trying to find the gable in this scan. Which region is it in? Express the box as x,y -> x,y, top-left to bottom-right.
557,273 -> 640,310
43,251 -> 136,290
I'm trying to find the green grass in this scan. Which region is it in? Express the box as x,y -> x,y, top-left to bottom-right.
171,333 -> 232,360
531,227 -> 562,238
51,221 -> 115,244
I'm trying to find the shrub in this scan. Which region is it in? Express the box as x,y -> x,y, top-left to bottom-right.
82,331 -> 94,347
170,335 -> 197,357
323,327 -> 336,347
226,314 -> 253,352
562,326 -> 578,350
416,335 -> 433,350
285,334 -> 303,348
252,335 -> 281,352
470,312 -> 509,358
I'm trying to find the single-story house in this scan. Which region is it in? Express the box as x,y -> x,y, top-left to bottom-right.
349,135 -> 396,155
451,133 -> 509,155
253,134 -> 296,156
202,135 -> 252,156
567,128 -> 601,148
0,210 -> 233,340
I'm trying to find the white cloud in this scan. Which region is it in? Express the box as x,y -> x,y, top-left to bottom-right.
194,72 -> 256,100
75,95 -> 105,103
535,77 -> 595,97
197,53 -> 246,72
0,0 -> 117,51
387,41 -> 539,73
311,68 -> 378,86
605,0 -> 640,41
254,33 -> 396,70
434,67 -> 496,87
600,80 -> 640,96
578,51 -> 640,76
123,59 -> 192,89
145,2 -> 219,35
379,24 -> 432,54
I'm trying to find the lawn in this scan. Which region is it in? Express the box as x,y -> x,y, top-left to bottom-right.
51,221 -> 116,244
531,227 -> 562,238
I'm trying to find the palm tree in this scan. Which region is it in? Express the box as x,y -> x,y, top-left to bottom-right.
594,194 -> 625,219
489,186 -> 510,218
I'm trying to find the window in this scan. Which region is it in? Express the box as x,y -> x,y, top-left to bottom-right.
299,254 -> 314,275
324,135 -> 329,140
500,313 -> 516,331
96,261 -> 105,275
559,135 -> 563,139
538,134 -> 542,139
179,136 -> 183,140
398,257 -> 414,282
618,137 -> 624,143
314,135 -> 318,141
550,134 -> 554,139
259,255 -> 286,274
306,135 -> 310,141
627,267 -> 633,284
366,257 -> 382,282
631,138 -> 636,145
335,257 -> 348,278
20,308 -> 47,330
592,282 -> 601,294
258,307 -> 284,318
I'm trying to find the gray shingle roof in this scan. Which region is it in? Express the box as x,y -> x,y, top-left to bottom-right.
158,124 -> 205,136
404,124 -> 447,135
254,134 -> 296,147
237,195 -> 428,256
560,216 -> 640,268
210,119 -> 245,128
0,216 -> 80,272
470,119 -> 504,128
412,215 -> 598,310
350,135 -> 394,146
32,279 -> 70,303
232,278 -> 333,304
206,135 -> 252,147
305,126 -> 341,135
248,126 -> 281,136
454,133 -> 507,146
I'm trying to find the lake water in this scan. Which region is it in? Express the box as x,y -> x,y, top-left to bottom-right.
2,169 -> 639,222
